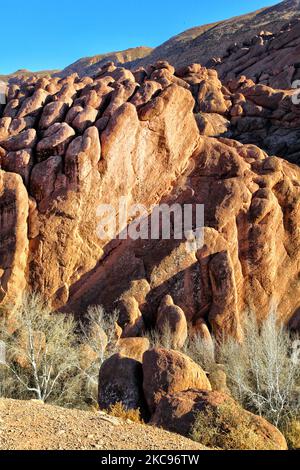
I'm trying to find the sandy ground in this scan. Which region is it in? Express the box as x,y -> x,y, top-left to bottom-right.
0,398 -> 207,451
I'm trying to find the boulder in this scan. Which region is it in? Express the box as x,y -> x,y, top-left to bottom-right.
1,148 -> 33,186
39,101 -> 70,129
117,337 -> 150,362
0,128 -> 36,152
156,295 -> 188,349
98,353 -> 147,416
142,347 -> 211,413
36,122 -> 75,161
151,389 -> 287,450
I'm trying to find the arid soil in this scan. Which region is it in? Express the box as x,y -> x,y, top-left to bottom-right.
0,399 -> 207,450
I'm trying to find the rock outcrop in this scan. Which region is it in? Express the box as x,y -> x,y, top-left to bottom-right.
1,56 -> 300,339
98,353 -> 147,415
150,389 -> 288,450
142,348 -> 211,413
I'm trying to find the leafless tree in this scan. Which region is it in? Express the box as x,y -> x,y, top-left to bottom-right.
219,310 -> 300,427
79,305 -> 119,404
0,294 -> 81,405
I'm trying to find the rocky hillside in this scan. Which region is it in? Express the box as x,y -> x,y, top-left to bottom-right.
132,0 -> 300,70
1,56 -> 300,339
59,47 -> 153,79
0,398 -> 207,450
59,0 -> 300,80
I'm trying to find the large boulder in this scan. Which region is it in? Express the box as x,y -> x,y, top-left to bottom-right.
98,353 -> 148,417
142,347 -> 211,413
36,122 -> 75,161
151,389 -> 287,450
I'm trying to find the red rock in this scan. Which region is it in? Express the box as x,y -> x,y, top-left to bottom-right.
117,337 -> 150,362
150,389 -> 287,450
39,101 -> 70,129
0,128 -> 36,152
156,295 -> 188,349
1,148 -> 33,185
36,123 -> 75,161
142,347 -> 211,413
0,170 -> 29,306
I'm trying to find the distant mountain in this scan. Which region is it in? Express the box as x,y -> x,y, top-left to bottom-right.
58,46 -> 153,78
58,0 -> 300,76
129,0 -> 300,69
2,0 -> 300,81
0,69 -> 58,83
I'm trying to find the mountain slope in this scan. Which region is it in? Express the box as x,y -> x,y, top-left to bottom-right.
59,0 -> 300,76
3,1 -> 300,80
59,46 -> 153,78
130,0 -> 300,69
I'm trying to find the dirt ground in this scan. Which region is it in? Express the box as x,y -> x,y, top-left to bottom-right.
0,398 -> 207,450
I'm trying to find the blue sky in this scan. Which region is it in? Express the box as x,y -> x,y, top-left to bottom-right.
1,0 -> 279,74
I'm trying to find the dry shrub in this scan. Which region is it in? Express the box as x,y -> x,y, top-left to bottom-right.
283,420 -> 300,450
191,402 -> 275,450
183,332 -> 215,373
147,322 -> 175,350
0,293 -> 82,407
79,305 -> 119,404
218,311 -> 300,429
107,402 -> 144,424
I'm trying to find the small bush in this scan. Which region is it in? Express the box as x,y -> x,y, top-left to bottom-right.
107,402 -> 143,424
283,420 -> 300,450
183,333 -> 215,373
191,402 -> 274,450
147,322 -> 176,350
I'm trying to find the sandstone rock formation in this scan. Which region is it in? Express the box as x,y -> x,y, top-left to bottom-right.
142,348 -> 211,413
213,20 -> 300,89
150,389 -> 288,450
156,295 -> 188,349
98,353 -> 147,415
1,55 -> 300,341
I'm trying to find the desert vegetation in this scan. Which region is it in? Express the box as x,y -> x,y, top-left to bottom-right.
0,295 -> 118,407
185,312 -> 300,430
1,294 -> 300,449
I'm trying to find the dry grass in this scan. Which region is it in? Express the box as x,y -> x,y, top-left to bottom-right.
107,402 -> 144,424
191,401 -> 275,450
283,420 -> 300,450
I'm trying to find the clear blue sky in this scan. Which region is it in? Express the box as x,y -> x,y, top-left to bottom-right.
1,0 -> 279,74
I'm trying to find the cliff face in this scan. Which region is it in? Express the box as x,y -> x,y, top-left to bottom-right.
1,57 -> 300,338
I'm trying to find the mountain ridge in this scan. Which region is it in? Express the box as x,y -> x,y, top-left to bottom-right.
2,0 -> 300,81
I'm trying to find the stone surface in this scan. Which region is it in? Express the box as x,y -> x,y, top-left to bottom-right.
98,353 -> 147,415
142,347 -> 211,413
150,389 -> 288,450
156,295 -> 188,349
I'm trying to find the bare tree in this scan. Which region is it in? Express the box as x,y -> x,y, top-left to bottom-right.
219,310 -> 300,427
79,305 -> 119,404
0,294 -> 81,405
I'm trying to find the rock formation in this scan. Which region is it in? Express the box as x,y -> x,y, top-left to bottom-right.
150,389 -> 287,450
1,55 -> 300,339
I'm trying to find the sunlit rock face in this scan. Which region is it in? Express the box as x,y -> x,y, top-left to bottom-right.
1,58 -> 300,338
